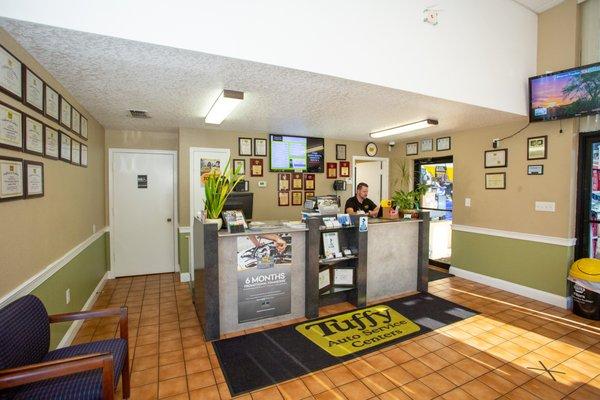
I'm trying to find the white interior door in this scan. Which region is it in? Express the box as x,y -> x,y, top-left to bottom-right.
111,150 -> 177,277
354,160 -> 386,203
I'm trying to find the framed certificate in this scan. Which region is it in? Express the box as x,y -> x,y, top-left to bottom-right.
333,268 -> 355,286
292,172 -> 303,190
336,144 -> 346,160
0,156 -> 24,201
484,149 -> 508,168
527,136 -> 547,160
304,173 -> 315,190
278,191 -> 289,206
238,137 -> 252,156
291,191 -> 303,206
24,115 -> 44,155
23,67 -> 44,113
420,138 -> 433,152
0,101 -> 23,150
60,97 -> 72,129
485,172 -> 506,189
24,160 -> 44,198
278,173 -> 290,191
44,126 -> 59,159
250,158 -> 263,176
0,45 -> 22,100
59,131 -> 72,162
406,142 -> 418,156
71,140 -> 81,165
71,108 -> 81,135
254,138 -> 267,156
327,162 -> 337,179
233,159 -> 245,175
44,84 -> 60,122
319,269 -> 332,292
527,165 -> 543,175
81,144 -> 88,167
436,137 -> 451,151
80,115 -> 88,140
339,161 -> 350,177
305,191 -> 315,202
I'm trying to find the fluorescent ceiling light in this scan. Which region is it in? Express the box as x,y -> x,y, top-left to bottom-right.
370,119 -> 438,138
205,90 -> 244,124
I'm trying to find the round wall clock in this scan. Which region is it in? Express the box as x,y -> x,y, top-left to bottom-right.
366,142 -> 378,157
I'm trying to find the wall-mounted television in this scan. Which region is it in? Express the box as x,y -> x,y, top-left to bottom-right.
529,62 -> 600,122
269,134 -> 324,172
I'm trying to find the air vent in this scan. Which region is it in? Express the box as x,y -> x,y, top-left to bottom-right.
128,109 -> 150,119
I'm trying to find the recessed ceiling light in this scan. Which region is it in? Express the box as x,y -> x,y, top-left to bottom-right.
370,119 -> 438,138
205,90 -> 244,125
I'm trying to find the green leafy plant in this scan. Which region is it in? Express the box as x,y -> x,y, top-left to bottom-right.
204,160 -> 244,219
391,160 -> 428,211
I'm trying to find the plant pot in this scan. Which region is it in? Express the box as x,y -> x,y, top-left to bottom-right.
206,218 -> 223,230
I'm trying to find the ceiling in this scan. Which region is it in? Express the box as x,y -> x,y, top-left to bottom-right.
513,0 -> 564,13
0,18 -> 524,142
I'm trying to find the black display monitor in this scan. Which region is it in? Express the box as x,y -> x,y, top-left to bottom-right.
269,134 -> 324,173
222,192 -> 253,220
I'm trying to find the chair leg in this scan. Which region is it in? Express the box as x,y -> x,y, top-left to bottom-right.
121,348 -> 131,399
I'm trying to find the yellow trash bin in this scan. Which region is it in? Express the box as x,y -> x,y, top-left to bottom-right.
568,258 -> 600,320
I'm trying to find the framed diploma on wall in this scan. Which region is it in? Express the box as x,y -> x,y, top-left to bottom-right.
24,160 -> 44,198
484,149 -> 508,168
254,138 -> 267,156
71,108 -> 81,135
233,159 -> 245,175
24,115 -> 44,156
304,191 -> 315,202
71,140 -> 81,165
339,161 -> 350,177
304,173 -> 315,190
250,158 -> 263,176
44,126 -> 59,159
59,131 -> 72,163
278,191 -> 289,206
23,67 -> 44,113
327,162 -> 337,179
0,45 -> 22,100
80,115 -> 88,140
292,172 -> 303,190
44,84 -> 60,122
238,137 -> 252,156
60,97 -> 72,129
0,102 -> 23,150
0,156 -> 24,201
291,191 -> 303,206
278,173 -> 290,191
81,144 -> 88,167
485,172 -> 506,189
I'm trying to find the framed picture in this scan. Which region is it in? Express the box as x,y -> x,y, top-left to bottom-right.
44,84 -> 60,122
71,140 -> 81,165
527,165 -> 544,175
239,137 -> 252,156
59,131 -> 72,163
291,191 -> 303,206
420,138 -> 433,152
304,173 -> 315,190
527,136 -> 547,160
0,156 -> 24,201
250,158 -> 263,176
23,67 -> 44,113
44,126 -> 59,159
339,161 -> 350,177
0,45 -> 22,100
485,172 -> 506,189
60,96 -> 72,129
80,115 -> 88,140
327,162 -> 337,179
233,158 -> 246,175
336,144 -> 347,160
292,172 -> 303,190
322,232 -> 340,258
0,101 -> 23,151
333,268 -> 355,286
436,137 -> 451,151
406,142 -> 418,156
484,149 -> 508,168
305,191 -> 315,202
254,138 -> 267,156
71,108 -> 81,135
80,144 -> 88,167
278,173 -> 290,191
319,268 -> 332,292
278,191 -> 289,206
23,115 -> 44,156
24,160 -> 44,198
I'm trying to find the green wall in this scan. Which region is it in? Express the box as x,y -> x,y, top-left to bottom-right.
31,232 -> 109,349
452,231 -> 574,297
179,232 -> 190,273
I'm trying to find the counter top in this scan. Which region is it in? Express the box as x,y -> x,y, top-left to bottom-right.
367,217 -> 423,224
217,221 -> 307,237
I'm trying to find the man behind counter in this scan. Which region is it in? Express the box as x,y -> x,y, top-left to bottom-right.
345,182 -> 381,217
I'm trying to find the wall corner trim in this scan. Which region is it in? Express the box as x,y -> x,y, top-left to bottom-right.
178,226 -> 191,234
452,224 -> 576,247
449,266 -> 570,309
180,273 -> 191,283
0,227 -> 110,308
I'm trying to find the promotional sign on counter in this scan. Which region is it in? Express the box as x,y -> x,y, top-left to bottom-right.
237,233 -> 293,323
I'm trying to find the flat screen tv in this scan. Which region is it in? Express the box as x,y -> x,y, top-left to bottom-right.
529,62 -> 600,122
269,134 -> 324,172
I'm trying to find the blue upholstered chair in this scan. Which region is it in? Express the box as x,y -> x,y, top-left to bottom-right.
0,295 -> 130,400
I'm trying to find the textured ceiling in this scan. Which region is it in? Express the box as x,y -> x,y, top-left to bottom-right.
512,0 -> 564,13
0,18 -> 523,142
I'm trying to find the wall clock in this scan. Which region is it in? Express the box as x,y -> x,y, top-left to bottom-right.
366,142 -> 378,157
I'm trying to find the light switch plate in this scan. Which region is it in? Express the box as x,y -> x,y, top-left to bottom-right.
65,289 -> 71,304
465,198 -> 471,207
535,201 -> 555,212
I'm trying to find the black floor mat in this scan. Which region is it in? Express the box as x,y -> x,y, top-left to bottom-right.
429,268 -> 454,282
213,292 -> 476,396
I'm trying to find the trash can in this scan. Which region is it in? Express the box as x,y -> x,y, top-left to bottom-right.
568,258 -> 600,320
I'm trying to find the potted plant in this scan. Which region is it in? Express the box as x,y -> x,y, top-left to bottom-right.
391,160 -> 428,218
204,160 -> 244,229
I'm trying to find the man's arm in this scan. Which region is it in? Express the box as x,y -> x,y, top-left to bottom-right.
369,206 -> 380,217
346,207 -> 356,214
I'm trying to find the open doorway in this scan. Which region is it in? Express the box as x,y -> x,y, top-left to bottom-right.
414,156 -> 453,268
352,156 -> 389,204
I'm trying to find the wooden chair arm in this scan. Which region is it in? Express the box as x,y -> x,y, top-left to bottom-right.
0,353 -> 115,400
49,307 -> 129,341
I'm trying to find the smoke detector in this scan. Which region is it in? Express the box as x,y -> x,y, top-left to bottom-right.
423,7 -> 440,25
128,109 -> 150,119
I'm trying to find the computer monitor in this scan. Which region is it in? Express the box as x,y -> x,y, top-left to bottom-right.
222,192 -> 253,220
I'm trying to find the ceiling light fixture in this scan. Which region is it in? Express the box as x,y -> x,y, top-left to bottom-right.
205,89 -> 244,125
369,119 -> 438,138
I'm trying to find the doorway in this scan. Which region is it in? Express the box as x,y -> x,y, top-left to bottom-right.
576,131 -> 600,259
414,156 -> 453,268
352,156 -> 389,204
109,149 -> 178,277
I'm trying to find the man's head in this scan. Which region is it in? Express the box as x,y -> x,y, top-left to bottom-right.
356,182 -> 369,200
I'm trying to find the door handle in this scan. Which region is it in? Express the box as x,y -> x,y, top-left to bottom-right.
167,218 -> 172,222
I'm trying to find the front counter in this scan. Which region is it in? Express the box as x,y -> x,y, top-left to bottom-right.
193,214 -> 429,340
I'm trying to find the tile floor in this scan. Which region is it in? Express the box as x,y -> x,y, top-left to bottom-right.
72,273 -> 600,400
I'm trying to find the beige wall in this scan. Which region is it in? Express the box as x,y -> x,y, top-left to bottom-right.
178,128 -> 390,224
0,28 -> 105,297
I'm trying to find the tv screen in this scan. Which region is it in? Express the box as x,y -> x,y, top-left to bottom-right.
529,62 -> 600,122
269,134 -> 324,172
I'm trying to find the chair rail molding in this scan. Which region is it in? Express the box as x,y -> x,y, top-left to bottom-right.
452,224 -> 576,247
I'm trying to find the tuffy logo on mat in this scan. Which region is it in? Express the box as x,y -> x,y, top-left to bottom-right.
295,305 -> 420,356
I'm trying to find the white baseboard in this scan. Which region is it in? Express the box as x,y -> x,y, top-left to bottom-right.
56,271 -> 111,348
180,272 -> 191,283
449,266 -> 570,309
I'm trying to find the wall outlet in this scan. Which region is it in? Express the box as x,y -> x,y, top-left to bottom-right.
92,224 -> 97,234
535,201 -> 555,212
258,181 -> 267,188
465,198 -> 471,207
65,288 -> 71,304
